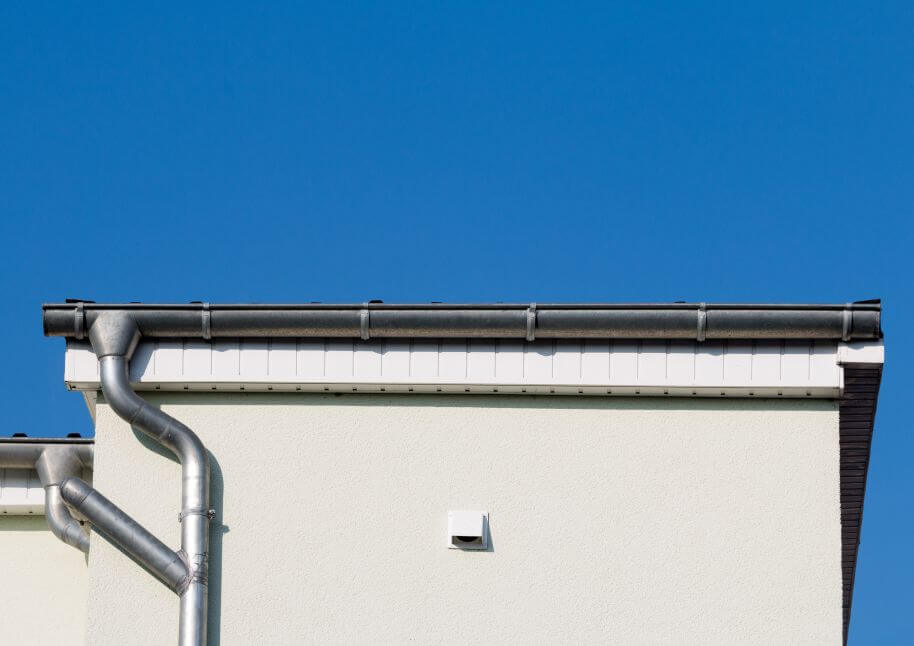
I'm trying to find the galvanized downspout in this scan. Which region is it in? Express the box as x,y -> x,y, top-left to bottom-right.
37,446 -> 93,552
85,312 -> 211,646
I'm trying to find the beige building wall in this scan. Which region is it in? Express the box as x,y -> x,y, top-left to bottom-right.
0,516 -> 88,645
87,394 -> 841,645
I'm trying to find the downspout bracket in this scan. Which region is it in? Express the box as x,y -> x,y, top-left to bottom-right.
179,508 -> 216,522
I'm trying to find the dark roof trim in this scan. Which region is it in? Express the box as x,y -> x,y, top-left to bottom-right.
840,363 -> 882,644
43,300 -> 882,341
49,301 -> 882,311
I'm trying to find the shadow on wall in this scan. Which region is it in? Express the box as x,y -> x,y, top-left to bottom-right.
139,391 -> 837,414
208,453 -> 226,646
0,516 -> 53,531
0,517 -> 91,568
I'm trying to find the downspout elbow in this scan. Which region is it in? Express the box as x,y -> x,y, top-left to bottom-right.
35,446 -> 91,553
96,355 -> 208,473
45,485 -> 90,553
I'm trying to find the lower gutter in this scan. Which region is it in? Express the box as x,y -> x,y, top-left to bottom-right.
0,438 -> 94,552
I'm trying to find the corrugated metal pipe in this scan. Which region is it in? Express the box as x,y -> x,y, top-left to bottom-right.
0,438 -> 94,553
43,300 -> 882,341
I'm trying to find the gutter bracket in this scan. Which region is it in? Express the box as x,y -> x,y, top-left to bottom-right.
201,303 -> 211,341
74,302 -> 86,340
360,305 -> 370,341
842,304 -> 852,342
526,303 -> 537,342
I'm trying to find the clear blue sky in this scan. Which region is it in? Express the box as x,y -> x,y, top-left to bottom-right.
1,3 -> 910,642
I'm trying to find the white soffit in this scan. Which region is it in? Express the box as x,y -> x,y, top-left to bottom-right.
64,338 -> 883,398
0,469 -> 45,515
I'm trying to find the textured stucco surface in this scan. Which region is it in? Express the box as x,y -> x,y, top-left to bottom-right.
0,516 -> 88,645
87,394 -> 841,645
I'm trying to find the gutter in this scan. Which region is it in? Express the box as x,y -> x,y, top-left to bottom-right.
44,300 -> 882,341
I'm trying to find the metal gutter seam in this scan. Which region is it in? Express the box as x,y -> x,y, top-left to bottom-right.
43,301 -> 883,341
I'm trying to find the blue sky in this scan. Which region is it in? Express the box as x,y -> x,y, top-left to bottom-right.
1,2 -> 911,641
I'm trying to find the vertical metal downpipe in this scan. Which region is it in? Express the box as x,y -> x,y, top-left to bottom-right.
90,312 -> 211,646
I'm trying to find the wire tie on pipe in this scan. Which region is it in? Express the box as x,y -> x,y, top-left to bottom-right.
696,302 -> 707,342
842,303 -> 852,342
74,302 -> 86,340
360,304 -> 370,340
526,303 -> 537,341
201,302 -> 211,341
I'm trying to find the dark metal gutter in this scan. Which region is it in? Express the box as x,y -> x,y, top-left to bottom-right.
43,300 -> 882,341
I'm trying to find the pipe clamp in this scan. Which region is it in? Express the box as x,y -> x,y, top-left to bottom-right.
179,508 -> 216,522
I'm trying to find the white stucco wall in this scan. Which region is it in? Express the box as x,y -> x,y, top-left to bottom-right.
87,394 -> 841,645
0,516 -> 88,645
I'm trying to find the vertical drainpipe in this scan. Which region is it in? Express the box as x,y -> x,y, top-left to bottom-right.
88,313 -> 211,646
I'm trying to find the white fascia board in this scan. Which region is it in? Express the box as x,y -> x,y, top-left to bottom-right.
837,340 -> 885,365
63,338 -> 859,399
0,468 -> 45,515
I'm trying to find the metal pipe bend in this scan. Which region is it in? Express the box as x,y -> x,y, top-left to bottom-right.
45,484 -> 90,553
